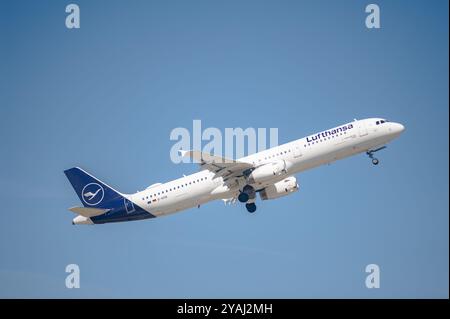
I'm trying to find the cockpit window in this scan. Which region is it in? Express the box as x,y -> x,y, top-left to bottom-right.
376,119 -> 388,125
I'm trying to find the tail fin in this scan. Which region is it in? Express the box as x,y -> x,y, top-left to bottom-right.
64,167 -> 124,208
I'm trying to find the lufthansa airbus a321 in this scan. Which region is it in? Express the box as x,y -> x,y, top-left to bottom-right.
64,118 -> 405,225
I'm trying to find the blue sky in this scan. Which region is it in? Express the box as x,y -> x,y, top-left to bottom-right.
0,0 -> 448,298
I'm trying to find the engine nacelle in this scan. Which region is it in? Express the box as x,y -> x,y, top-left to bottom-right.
248,160 -> 291,184
260,176 -> 299,200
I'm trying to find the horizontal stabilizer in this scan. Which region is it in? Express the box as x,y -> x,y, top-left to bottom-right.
68,206 -> 110,218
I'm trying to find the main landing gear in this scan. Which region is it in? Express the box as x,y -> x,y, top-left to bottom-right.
366,146 -> 386,166
245,203 -> 257,213
238,192 -> 249,203
238,185 -> 257,213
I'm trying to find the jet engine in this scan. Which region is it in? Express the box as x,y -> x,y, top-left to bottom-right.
259,176 -> 299,200
248,160 -> 291,184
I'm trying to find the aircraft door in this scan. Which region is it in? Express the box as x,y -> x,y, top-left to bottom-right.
124,197 -> 136,214
358,121 -> 368,137
293,144 -> 303,158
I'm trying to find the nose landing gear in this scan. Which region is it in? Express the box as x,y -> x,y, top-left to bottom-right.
366,146 -> 386,165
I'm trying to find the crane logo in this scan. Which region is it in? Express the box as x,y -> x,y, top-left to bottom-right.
81,183 -> 104,206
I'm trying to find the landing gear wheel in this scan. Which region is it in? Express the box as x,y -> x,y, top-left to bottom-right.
372,158 -> 379,165
238,192 -> 249,203
245,203 -> 257,213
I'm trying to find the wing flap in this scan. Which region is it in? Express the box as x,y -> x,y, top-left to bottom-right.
180,150 -> 236,165
180,150 -> 254,179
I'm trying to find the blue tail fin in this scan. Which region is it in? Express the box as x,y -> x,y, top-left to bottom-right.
64,167 -> 124,208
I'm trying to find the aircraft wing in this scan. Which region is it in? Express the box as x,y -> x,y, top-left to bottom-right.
179,150 -> 254,181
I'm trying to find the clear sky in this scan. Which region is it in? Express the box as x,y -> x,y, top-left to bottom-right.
0,0 -> 448,298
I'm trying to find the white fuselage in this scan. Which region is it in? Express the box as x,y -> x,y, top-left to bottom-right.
128,118 -> 404,217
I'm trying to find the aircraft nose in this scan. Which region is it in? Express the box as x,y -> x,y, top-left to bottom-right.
388,122 -> 405,136
396,123 -> 405,133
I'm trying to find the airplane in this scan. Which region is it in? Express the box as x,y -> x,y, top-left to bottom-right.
64,118 -> 405,225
